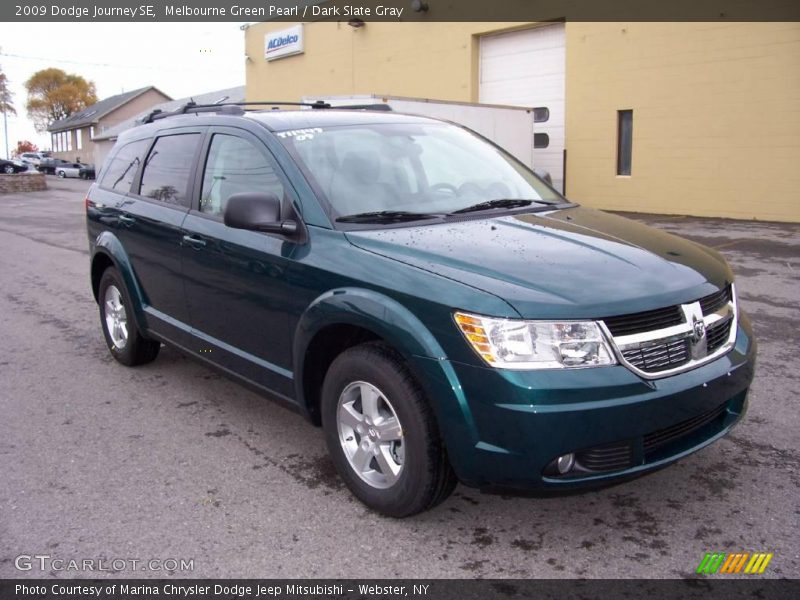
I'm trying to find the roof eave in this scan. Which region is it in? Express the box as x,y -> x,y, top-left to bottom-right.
47,119 -> 100,133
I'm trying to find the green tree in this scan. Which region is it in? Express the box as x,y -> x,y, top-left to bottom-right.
25,68 -> 97,132
0,69 -> 15,116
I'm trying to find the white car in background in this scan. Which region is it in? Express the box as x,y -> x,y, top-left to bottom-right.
19,152 -> 51,167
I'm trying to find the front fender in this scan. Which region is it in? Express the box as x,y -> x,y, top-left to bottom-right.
295,287 -> 448,363
91,230 -> 147,333
292,287 -> 480,451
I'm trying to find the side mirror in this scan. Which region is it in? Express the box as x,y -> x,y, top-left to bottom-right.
534,169 -> 553,186
224,192 -> 300,237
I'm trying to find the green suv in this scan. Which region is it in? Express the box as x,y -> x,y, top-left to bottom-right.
87,104 -> 756,517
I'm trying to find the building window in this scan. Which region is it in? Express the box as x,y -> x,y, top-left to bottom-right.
90,126 -> 95,139
67,131 -> 73,152
617,109 -> 633,176
533,133 -> 549,149
533,107 -> 550,123
76,129 -> 82,150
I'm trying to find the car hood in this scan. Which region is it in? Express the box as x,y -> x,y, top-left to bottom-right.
344,207 -> 734,319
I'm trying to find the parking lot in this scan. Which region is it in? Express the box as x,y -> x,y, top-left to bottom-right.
0,177 -> 797,579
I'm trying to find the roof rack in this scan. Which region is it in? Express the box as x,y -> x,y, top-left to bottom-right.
141,100 -> 392,124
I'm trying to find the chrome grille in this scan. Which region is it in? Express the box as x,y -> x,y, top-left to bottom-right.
621,338 -> 690,373
706,317 -> 733,354
602,284 -> 737,378
700,286 -> 732,315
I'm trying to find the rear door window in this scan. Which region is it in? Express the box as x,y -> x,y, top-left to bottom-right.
139,134 -> 201,207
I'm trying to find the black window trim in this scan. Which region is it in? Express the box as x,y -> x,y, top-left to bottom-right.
129,126 -> 207,211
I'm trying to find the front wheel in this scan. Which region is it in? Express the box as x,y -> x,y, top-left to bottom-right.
98,268 -> 160,366
321,342 -> 457,517
3,165 -> 14,174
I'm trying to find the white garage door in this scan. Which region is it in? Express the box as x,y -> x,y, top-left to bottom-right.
480,24 -> 566,193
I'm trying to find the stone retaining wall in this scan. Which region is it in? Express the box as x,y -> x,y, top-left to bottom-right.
0,172 -> 48,194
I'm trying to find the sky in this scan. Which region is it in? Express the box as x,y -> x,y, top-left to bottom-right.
0,22 -> 248,155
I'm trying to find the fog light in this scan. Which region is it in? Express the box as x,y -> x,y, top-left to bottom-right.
556,453 -> 575,474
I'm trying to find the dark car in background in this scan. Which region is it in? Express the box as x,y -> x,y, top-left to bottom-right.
78,164 -> 96,180
1,159 -> 28,174
37,157 -> 72,175
86,104 -> 756,517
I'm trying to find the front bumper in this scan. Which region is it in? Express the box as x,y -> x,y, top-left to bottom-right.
413,311 -> 756,490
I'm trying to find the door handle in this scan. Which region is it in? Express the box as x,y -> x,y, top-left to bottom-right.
118,214 -> 136,226
182,234 -> 207,249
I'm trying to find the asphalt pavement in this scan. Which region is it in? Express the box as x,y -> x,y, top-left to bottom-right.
0,177 -> 797,579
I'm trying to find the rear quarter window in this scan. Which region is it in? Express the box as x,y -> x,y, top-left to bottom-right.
99,139 -> 150,193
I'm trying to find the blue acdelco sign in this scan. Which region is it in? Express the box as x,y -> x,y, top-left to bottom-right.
267,34 -> 298,51
265,25 -> 304,61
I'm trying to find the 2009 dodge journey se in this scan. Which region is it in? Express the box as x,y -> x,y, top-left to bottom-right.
86,103 -> 756,517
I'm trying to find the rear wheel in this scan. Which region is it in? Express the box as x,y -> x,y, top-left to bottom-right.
98,268 -> 160,366
321,342 -> 457,517
57,170 -> 66,178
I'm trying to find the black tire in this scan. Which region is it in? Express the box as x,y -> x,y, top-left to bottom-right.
57,170 -> 66,178
98,268 -> 160,366
3,165 -> 14,174
321,342 -> 457,517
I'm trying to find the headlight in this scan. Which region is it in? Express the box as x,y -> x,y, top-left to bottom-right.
454,311 -> 617,370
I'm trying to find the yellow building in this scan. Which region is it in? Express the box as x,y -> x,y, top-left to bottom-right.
245,21 -> 800,222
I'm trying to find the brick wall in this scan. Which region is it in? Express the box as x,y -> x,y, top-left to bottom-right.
0,173 -> 47,194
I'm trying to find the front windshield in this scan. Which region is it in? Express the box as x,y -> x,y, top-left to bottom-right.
277,122 -> 564,219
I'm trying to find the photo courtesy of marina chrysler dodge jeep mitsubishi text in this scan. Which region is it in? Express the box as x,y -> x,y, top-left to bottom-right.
86,102 -> 756,517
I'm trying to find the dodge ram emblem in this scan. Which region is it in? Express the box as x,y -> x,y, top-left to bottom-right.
692,318 -> 706,343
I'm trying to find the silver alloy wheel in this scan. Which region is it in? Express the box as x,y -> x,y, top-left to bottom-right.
337,381 -> 405,489
104,284 -> 129,350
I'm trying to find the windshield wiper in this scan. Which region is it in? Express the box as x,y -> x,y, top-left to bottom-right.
449,198 -> 562,214
336,210 -> 443,224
